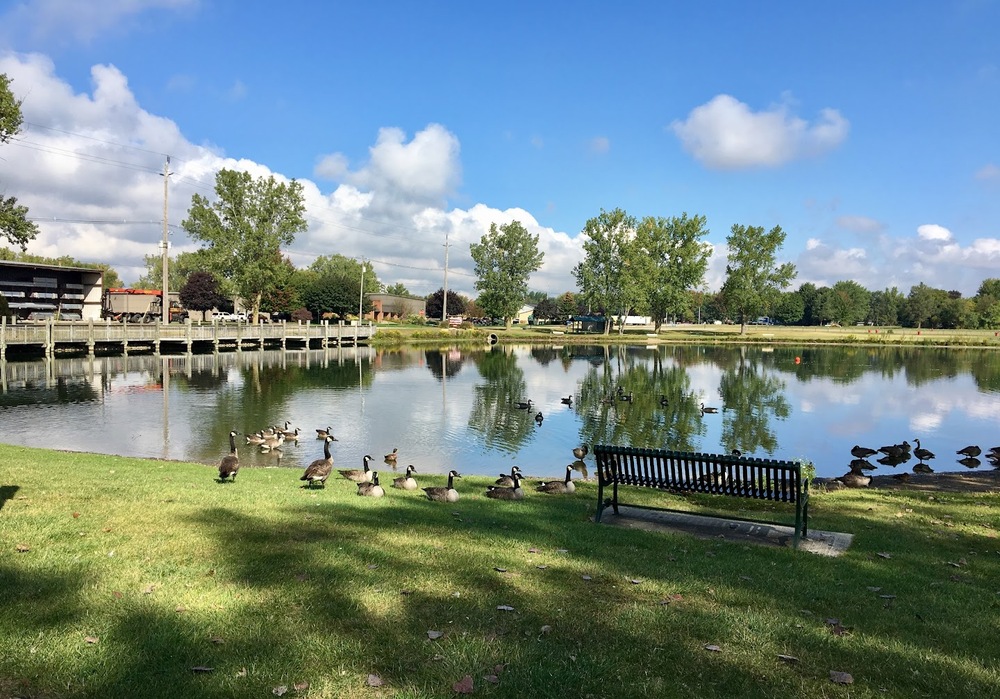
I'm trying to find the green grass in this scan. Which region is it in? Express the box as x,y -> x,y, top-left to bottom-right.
2,445 -> 1000,698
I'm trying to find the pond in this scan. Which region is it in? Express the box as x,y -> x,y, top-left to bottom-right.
2,343 -> 999,481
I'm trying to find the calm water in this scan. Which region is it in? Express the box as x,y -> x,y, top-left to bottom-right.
2,343 -> 1000,481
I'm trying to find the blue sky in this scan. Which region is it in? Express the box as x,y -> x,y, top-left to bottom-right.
1,0 -> 998,298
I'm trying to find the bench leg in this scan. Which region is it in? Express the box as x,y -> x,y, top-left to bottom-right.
595,481 -> 605,522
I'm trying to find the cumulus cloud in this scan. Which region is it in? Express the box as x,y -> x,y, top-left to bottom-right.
670,94 -> 849,170
0,52 -> 582,297
917,224 -> 953,242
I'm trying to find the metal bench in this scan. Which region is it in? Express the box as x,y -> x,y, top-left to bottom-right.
594,444 -> 810,548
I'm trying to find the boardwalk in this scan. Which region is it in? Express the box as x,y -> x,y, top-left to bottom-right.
0,319 -> 376,358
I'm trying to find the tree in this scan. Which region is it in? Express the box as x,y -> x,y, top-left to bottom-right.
385,282 -> 411,296
426,288 -> 466,320
573,208 -> 643,335
557,292 -> 579,321
182,168 -> 307,322
820,280 -> 871,325
773,290 -> 805,326
302,272 -> 371,320
259,255 -> 301,315
310,254 -> 381,294
532,297 -> 560,323
720,224 -> 796,334
179,271 -> 225,321
868,287 -> 904,326
634,213 -> 711,331
135,250 -> 213,294
903,283 -> 943,328
1,74 -> 39,250
470,220 -> 544,329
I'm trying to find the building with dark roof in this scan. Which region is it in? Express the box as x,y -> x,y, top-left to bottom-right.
0,260 -> 104,320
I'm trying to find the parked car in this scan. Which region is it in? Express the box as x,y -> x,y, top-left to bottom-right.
214,311 -> 247,322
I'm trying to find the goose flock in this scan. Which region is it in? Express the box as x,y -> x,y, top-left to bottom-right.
216,426 -> 586,502
835,439 -> 1000,487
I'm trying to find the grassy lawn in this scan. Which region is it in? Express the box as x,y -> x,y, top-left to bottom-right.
2,444 -> 1000,698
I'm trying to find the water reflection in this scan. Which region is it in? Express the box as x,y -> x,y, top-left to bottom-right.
2,344 -> 1000,480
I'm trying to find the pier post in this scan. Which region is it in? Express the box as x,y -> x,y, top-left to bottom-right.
1,316 -> 6,361
86,319 -> 95,356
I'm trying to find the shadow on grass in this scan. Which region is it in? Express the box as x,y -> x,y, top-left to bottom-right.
0,484 -> 19,510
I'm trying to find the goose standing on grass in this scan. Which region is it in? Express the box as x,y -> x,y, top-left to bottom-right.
384,447 -> 399,463
486,473 -> 524,500
837,465 -> 872,488
700,402 -> 719,414
339,454 -> 374,483
315,426 -> 335,439
536,465 -> 576,494
913,438 -> 935,462
357,472 -> 385,497
851,445 -> 878,459
392,465 -> 418,490
218,430 -> 240,482
957,445 -> 981,458
423,470 -> 461,502
300,435 -> 336,488
495,465 -> 523,487
572,444 -> 589,461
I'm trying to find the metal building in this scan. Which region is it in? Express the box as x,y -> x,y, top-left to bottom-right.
0,260 -> 104,320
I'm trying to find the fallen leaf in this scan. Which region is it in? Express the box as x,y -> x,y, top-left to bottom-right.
191,666 -> 214,673
483,674 -> 499,684
494,663 -> 507,674
84,636 -> 99,644
432,654 -> 445,661
453,675 -> 474,694
829,670 -> 854,685
175,605 -> 187,613
15,544 -> 30,553
102,527 -> 112,532
494,567 -> 508,573
210,636 -> 225,644
777,654 -> 799,663
294,681 -> 309,691
556,548 -> 569,553
528,547 -> 539,553
367,564 -> 379,570
72,512 -> 80,518
112,590 -> 123,599
581,575 -> 592,581
295,573 -> 309,582
867,586 -> 882,592
536,565 -> 547,570
877,552 -> 892,559
540,625 -> 552,634
879,594 -> 896,600
272,686 -> 288,696
142,584 -> 156,595
704,644 -> 722,652
400,589 -> 413,595
497,604 -> 515,612
427,630 -> 444,640
366,674 -> 384,687
629,579 -> 641,585
236,667 -> 248,677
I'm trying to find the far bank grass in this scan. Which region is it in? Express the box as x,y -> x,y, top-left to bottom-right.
370,322 -> 1000,349
2,444 -> 1000,698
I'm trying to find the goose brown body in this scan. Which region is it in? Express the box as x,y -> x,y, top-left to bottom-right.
536,465 -> 575,494
300,435 -> 335,487
486,474 -> 524,500
339,455 -> 374,483
357,472 -> 385,497
218,430 -> 240,482
423,470 -> 461,502
392,465 -> 418,490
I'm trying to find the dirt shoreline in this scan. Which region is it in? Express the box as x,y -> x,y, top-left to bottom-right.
817,468 -> 1000,494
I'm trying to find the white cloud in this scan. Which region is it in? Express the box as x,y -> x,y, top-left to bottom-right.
588,136 -> 610,155
836,215 -> 885,234
0,0 -> 198,46
670,94 -> 849,170
917,224 -> 953,242
0,52 -> 581,298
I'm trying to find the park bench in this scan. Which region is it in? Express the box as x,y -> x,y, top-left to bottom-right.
594,444 -> 810,548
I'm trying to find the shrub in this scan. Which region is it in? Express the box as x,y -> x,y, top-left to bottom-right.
291,307 -> 313,322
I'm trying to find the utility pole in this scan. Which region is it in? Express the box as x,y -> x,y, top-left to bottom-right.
160,156 -> 171,324
442,231 -> 450,322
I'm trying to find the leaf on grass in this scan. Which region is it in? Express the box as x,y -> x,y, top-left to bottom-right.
294,681 -> 310,691
581,575 -> 592,581
72,512 -> 80,518
827,622 -> 852,637
494,663 -> 507,674
866,586 -> 881,592
427,630 -> 444,640
777,654 -> 799,663
236,668 -> 248,677
829,670 -> 853,685
629,579 -> 641,585
704,644 -> 722,652
367,564 -> 379,570
879,594 -> 896,600
453,675 -> 474,694
483,674 -> 499,684
175,605 -> 187,613
540,625 -> 552,634
496,605 -> 515,612
400,589 -> 413,595
190,666 -> 214,673
102,527 -> 112,532
84,636 -> 99,644
142,584 -> 156,595
659,593 -> 683,605
556,548 -> 568,553
877,552 -> 892,559
432,654 -> 445,661
366,674 -> 384,687
112,590 -> 123,599
272,685 -> 288,696
15,544 -> 30,553
295,573 -> 310,582
210,636 -> 225,644
528,547 -> 539,553
536,565 -> 547,570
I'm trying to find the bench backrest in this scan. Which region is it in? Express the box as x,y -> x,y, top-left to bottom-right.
594,444 -> 804,503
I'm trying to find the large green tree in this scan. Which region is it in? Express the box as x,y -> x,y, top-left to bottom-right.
720,224 -> 796,334
1,74 -> 39,250
135,249 -> 213,293
182,168 -> 307,322
573,208 -> 643,335
310,254 -> 382,293
634,213 -> 711,331
470,221 -> 544,329
820,280 -> 871,325
868,287 -> 904,326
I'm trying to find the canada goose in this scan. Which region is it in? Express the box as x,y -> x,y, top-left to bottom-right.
838,469 -> 871,488
572,444 -> 589,461
384,447 -> 399,462
988,446 -> 1000,456
495,465 -> 523,487
849,458 -> 876,471
357,472 -> 385,497
879,441 -> 910,456
958,456 -> 982,469
218,430 -> 240,482
392,465 -> 418,490
700,402 -> 719,414
315,426 -> 335,439
259,432 -> 285,451
877,452 -> 909,467
851,445 -> 878,459
619,391 -> 634,403
560,395 -> 573,405
957,445 -> 981,458
731,449 -> 743,458
913,438 -> 935,461
423,470 -> 461,502
245,431 -> 266,446
534,412 -> 544,424
659,395 -> 669,407
536,465 -> 575,494
891,472 -> 911,482
300,435 -> 336,487
281,426 -> 301,440
486,473 -> 524,500
515,399 -> 533,410
339,454 -> 374,483
912,462 -> 934,474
